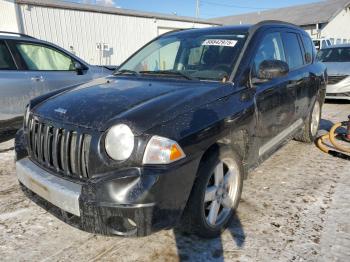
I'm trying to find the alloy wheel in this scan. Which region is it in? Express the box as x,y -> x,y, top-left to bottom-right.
204,158 -> 239,227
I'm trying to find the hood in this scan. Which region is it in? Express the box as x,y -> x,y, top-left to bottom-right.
323,62 -> 350,76
33,76 -> 234,133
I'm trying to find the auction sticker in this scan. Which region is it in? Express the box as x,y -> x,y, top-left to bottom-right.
202,39 -> 237,47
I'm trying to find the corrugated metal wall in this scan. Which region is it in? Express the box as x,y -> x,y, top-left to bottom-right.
17,4 -> 211,65
0,0 -> 20,32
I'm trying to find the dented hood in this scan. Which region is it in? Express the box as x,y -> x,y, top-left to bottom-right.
32,76 -> 234,133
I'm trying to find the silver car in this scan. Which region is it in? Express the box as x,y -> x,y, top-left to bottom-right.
0,32 -> 113,131
317,44 -> 350,100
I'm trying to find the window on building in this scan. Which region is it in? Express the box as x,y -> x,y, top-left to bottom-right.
330,38 -> 335,45
313,40 -> 321,50
282,33 -> 304,69
16,43 -> 74,71
253,32 -> 286,75
0,41 -> 16,70
336,38 -> 342,44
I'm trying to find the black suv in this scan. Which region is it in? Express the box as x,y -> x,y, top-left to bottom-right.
15,21 -> 326,238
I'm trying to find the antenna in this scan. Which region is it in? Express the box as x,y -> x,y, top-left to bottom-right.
196,0 -> 200,18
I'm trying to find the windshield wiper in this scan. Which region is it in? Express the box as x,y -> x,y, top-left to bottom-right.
114,69 -> 140,76
139,70 -> 196,80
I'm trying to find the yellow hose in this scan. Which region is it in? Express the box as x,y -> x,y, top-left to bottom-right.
328,123 -> 350,153
316,121 -> 350,159
317,134 -> 330,153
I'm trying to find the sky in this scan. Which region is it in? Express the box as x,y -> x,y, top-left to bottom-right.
73,0 -> 325,19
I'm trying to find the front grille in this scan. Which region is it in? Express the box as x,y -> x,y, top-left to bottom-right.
27,117 -> 91,179
328,75 -> 348,85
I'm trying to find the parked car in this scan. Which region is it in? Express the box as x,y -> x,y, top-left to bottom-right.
0,32 -> 113,132
313,38 -> 332,50
15,21 -> 326,238
317,44 -> 350,100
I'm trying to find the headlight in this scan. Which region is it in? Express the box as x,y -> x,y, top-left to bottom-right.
143,135 -> 186,165
105,124 -> 134,161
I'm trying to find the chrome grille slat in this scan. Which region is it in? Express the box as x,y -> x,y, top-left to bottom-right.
52,127 -> 60,171
75,133 -> 83,177
70,132 -> 77,175
33,121 -> 38,158
81,135 -> 91,178
27,116 -> 90,179
28,118 -> 34,155
43,125 -> 50,165
62,130 -> 71,175
37,122 -> 44,163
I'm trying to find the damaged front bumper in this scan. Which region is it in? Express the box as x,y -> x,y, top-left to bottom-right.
16,156 -> 199,237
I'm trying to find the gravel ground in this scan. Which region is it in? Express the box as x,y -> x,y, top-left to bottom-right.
0,102 -> 349,262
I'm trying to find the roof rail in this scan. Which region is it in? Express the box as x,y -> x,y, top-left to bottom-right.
250,20 -> 300,32
0,31 -> 35,39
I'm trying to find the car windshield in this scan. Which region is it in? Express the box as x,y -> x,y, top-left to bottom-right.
317,47 -> 350,62
116,31 -> 247,81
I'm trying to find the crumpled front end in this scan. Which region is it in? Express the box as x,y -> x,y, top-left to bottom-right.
15,115 -> 200,236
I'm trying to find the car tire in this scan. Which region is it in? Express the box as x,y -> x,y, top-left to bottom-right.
180,145 -> 243,238
294,97 -> 322,143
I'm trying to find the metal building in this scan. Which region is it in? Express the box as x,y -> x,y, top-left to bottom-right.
0,0 -> 218,65
210,0 -> 350,44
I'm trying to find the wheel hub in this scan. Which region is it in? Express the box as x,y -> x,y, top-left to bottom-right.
204,159 -> 240,227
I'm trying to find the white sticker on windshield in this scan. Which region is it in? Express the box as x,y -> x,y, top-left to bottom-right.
202,39 -> 238,47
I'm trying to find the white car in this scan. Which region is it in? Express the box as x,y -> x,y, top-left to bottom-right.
317,44 -> 350,100
313,38 -> 332,50
0,31 -> 114,132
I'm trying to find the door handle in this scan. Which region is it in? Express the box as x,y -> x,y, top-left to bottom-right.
31,76 -> 44,82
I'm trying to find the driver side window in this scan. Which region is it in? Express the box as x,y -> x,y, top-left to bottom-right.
253,32 -> 286,77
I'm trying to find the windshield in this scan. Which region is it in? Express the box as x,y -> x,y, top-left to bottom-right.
116,31 -> 247,81
317,47 -> 350,62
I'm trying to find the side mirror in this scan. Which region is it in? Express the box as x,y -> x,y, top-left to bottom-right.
74,62 -> 84,75
253,60 -> 289,84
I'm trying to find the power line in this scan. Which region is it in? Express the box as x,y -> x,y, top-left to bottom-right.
202,0 -> 273,10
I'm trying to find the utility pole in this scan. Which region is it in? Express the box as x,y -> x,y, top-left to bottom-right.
196,0 -> 200,18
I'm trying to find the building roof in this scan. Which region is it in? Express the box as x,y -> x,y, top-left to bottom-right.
209,0 -> 350,26
15,0 -> 219,25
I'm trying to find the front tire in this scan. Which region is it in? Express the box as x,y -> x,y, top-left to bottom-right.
294,97 -> 322,143
180,146 -> 243,238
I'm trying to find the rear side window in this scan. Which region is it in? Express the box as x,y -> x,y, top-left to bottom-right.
302,35 -> 315,64
0,41 -> 16,70
253,32 -> 286,74
16,43 -> 74,71
282,33 -> 304,70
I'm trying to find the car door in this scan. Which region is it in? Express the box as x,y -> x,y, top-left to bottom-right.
0,40 -> 37,123
281,32 -> 310,121
13,41 -> 92,91
251,30 -> 297,157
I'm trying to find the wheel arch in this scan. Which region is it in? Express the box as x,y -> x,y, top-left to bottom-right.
197,128 -> 250,179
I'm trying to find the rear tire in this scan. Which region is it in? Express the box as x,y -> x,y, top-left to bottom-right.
294,97 -> 322,143
180,146 -> 243,238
